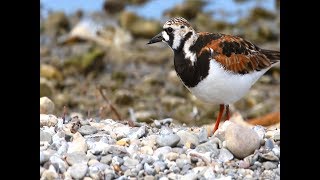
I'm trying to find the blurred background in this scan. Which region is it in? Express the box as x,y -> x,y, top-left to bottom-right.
40,0 -> 280,126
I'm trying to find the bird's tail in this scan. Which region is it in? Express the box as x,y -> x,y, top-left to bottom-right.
261,49 -> 280,64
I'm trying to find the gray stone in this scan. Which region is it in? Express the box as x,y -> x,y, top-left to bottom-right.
40,130 -> 52,144
78,125 -> 98,135
112,156 -> 124,165
50,155 -> 68,173
144,175 -> 155,180
165,152 -> 179,161
100,154 -> 113,164
177,130 -> 199,147
261,170 -> 276,179
69,163 -> 88,179
238,160 -> 250,169
181,164 -> 192,175
169,164 -> 180,173
260,151 -> 279,161
104,169 -> 115,180
89,165 -> 103,179
153,146 -> 172,160
66,152 -> 89,165
176,158 -> 189,169
40,151 -> 50,164
224,122 -> 260,159
128,126 -> 147,139
265,138 -> 275,151
195,140 -> 219,156
218,148 -> 234,162
89,141 -> 110,155
197,127 -> 208,143
123,158 -> 139,168
252,125 -> 266,140
144,163 -> 155,175
272,146 -> 280,158
156,134 -> 180,147
263,161 -> 278,170
181,172 -> 197,180
154,160 -> 166,173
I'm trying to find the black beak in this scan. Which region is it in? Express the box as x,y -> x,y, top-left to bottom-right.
147,32 -> 164,45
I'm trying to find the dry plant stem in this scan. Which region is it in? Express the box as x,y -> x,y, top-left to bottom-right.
62,106 -> 67,123
98,86 -> 122,120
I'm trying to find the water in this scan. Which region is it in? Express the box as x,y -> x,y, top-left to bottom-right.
40,0 -> 276,23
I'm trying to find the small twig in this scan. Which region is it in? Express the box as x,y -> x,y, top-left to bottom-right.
87,109 -> 91,119
128,108 -> 136,127
62,106 -> 67,123
98,86 -> 122,120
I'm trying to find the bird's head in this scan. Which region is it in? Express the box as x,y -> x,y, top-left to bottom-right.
147,17 -> 198,51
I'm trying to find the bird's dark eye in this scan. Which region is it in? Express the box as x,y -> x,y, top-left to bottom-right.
167,27 -> 173,33
180,25 -> 185,29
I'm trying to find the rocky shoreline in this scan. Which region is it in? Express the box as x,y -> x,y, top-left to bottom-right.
40,112 -> 280,179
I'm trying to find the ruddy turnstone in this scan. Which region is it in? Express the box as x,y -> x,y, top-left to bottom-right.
147,17 -> 280,133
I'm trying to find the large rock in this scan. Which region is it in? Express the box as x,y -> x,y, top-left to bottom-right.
40,97 -> 55,114
223,122 -> 260,159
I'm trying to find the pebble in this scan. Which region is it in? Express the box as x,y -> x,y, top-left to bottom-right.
50,155 -> 68,173
252,125 -> 266,140
40,96 -> 55,114
177,130 -> 199,147
128,126 -> 147,139
144,163 -> 156,175
263,161 -> 278,170
197,127 -> 208,143
165,152 -> 179,161
218,148 -> 234,163
69,163 -> 88,179
66,152 -> 89,165
141,146 -> 154,155
67,132 -> 88,153
78,125 -> 98,135
153,146 -> 172,160
260,151 -> 279,161
265,138 -> 275,151
156,134 -> 180,147
41,165 -> 59,180
40,130 -> 52,144
40,114 -> 58,127
224,122 -> 260,159
100,154 -> 112,164
123,157 -> 139,168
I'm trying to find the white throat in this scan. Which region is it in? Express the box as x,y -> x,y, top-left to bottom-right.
182,33 -> 198,65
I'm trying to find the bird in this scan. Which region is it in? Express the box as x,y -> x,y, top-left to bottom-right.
147,17 -> 280,134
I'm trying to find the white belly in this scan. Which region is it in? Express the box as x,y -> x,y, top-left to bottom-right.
188,60 -> 270,105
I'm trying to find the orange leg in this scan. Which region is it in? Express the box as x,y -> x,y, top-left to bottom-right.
225,104 -> 230,120
213,104 -> 225,133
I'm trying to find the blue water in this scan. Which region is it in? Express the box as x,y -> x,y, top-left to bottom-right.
40,0 -> 276,23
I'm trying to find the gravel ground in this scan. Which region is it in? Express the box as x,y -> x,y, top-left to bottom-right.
40,113 -> 280,179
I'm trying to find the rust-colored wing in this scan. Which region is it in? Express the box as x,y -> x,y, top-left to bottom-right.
197,32 -> 280,74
